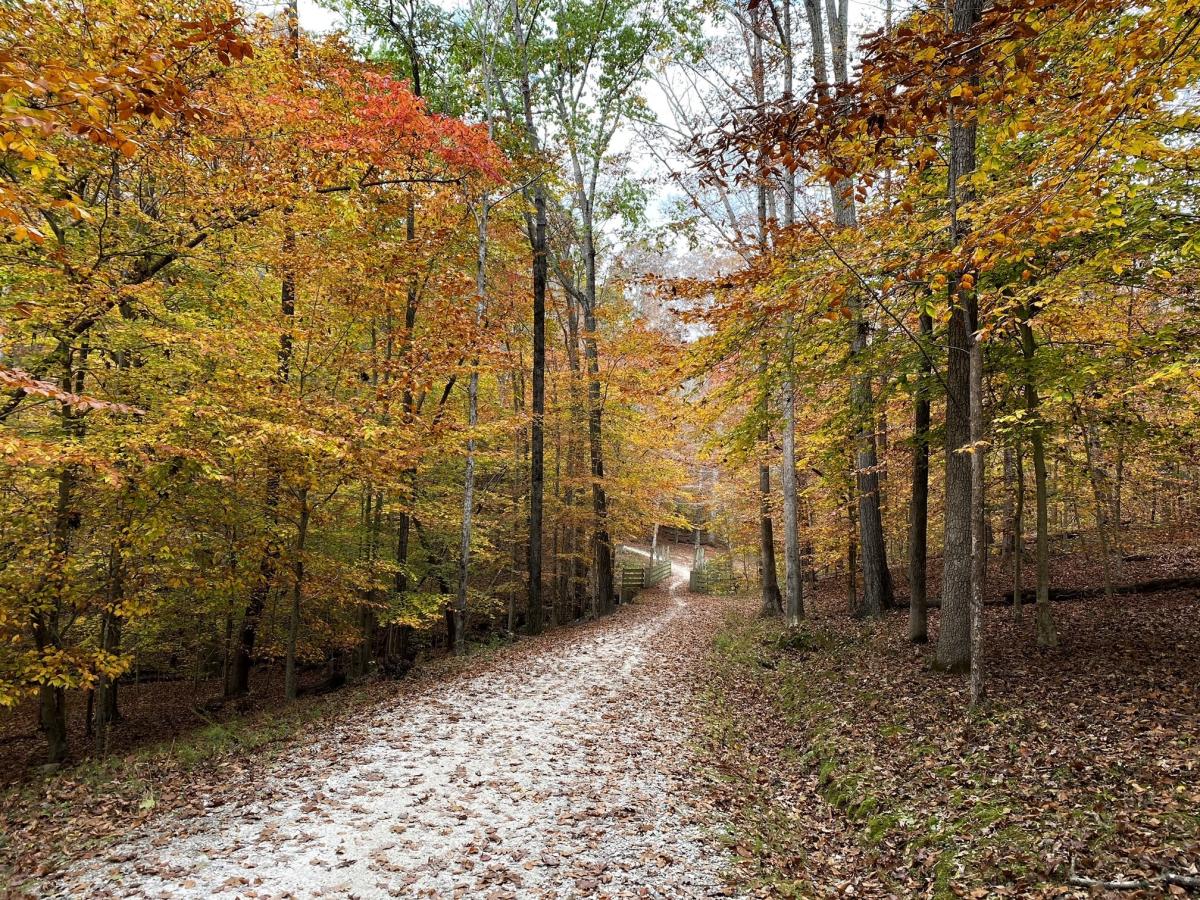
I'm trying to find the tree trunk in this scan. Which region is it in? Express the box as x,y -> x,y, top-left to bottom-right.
94,530 -> 127,751
846,477 -> 858,612
527,185 -> 547,635
778,3 -> 803,626
968,323 -> 986,707
1079,413 -> 1115,601
582,294 -> 613,615
284,488 -> 310,701
564,290 -> 588,619
932,229 -> 974,668
1001,445 -> 1015,564
805,0 -> 892,618
782,362 -> 804,626
933,0 -> 981,673
759,455 -> 783,616
1013,440 -> 1025,619
908,310 -> 933,643
747,11 -> 783,619
1020,308 -> 1058,647
853,373 -> 892,618
457,177 -> 492,655
511,0 -> 545,636
457,365 -> 479,654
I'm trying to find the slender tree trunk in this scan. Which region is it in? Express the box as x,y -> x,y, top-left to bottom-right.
759,454 -> 783,616
782,361 -> 803,626
852,364 -> 892,617
749,11 -> 782,619
457,175 -> 492,654
1020,309 -> 1058,647
507,365 -> 527,633
511,0 -> 546,635
95,512 -> 130,751
1079,412 -> 1115,601
1001,445 -> 1015,564
1113,433 -> 1124,535
968,326 -> 986,707
778,2 -> 804,625
932,220 -> 974,669
846,477 -> 858,612
1013,440 -> 1025,618
805,0 -> 892,617
563,291 -> 588,618
908,311 -> 933,642
457,366 -> 479,653
284,488 -> 310,701
527,187 -> 547,634
94,612 -> 121,750
582,292 -> 613,614
355,487 -> 384,676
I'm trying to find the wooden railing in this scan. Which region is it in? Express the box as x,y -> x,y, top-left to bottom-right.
617,545 -> 672,601
688,556 -> 740,595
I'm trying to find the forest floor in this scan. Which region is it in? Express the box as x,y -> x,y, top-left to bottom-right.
3,564 -> 744,899
701,535 -> 1200,898
3,535 -> 1197,898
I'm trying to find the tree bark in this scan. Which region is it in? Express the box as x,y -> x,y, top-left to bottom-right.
782,361 -> 804,626
95,506 -> 130,752
527,186 -> 547,634
908,310 -> 933,642
1079,411 -> 1115,602
1020,307 -> 1058,647
284,488 -> 309,701
777,0 -> 804,625
1012,440 -> 1025,618
582,292 -> 613,614
759,451 -> 783,616
747,9 -> 782,619
968,324 -> 986,707
510,0 -> 546,636
933,0 -> 982,673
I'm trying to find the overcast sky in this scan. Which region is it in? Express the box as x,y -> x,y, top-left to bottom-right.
245,1 -> 345,33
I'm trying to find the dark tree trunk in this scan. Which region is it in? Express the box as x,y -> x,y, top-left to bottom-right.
230,501 -> 277,698
511,2 -> 546,636
852,369 -> 893,618
759,456 -> 783,616
582,305 -> 613,614
1012,439 -> 1025,618
285,488 -> 310,701
527,186 -> 547,634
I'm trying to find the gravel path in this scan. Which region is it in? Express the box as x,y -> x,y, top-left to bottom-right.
52,566 -> 733,899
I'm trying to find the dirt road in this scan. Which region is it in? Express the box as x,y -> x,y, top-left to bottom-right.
51,567 -> 734,899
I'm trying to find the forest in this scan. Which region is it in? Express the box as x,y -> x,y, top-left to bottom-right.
0,0 -> 1197,896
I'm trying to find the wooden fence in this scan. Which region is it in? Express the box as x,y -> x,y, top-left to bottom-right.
617,545 -> 672,602
688,556 -> 740,595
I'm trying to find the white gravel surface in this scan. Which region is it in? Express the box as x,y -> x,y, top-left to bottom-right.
53,567 -> 732,899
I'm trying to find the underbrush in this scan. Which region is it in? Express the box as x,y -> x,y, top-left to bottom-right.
699,588 -> 1200,898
